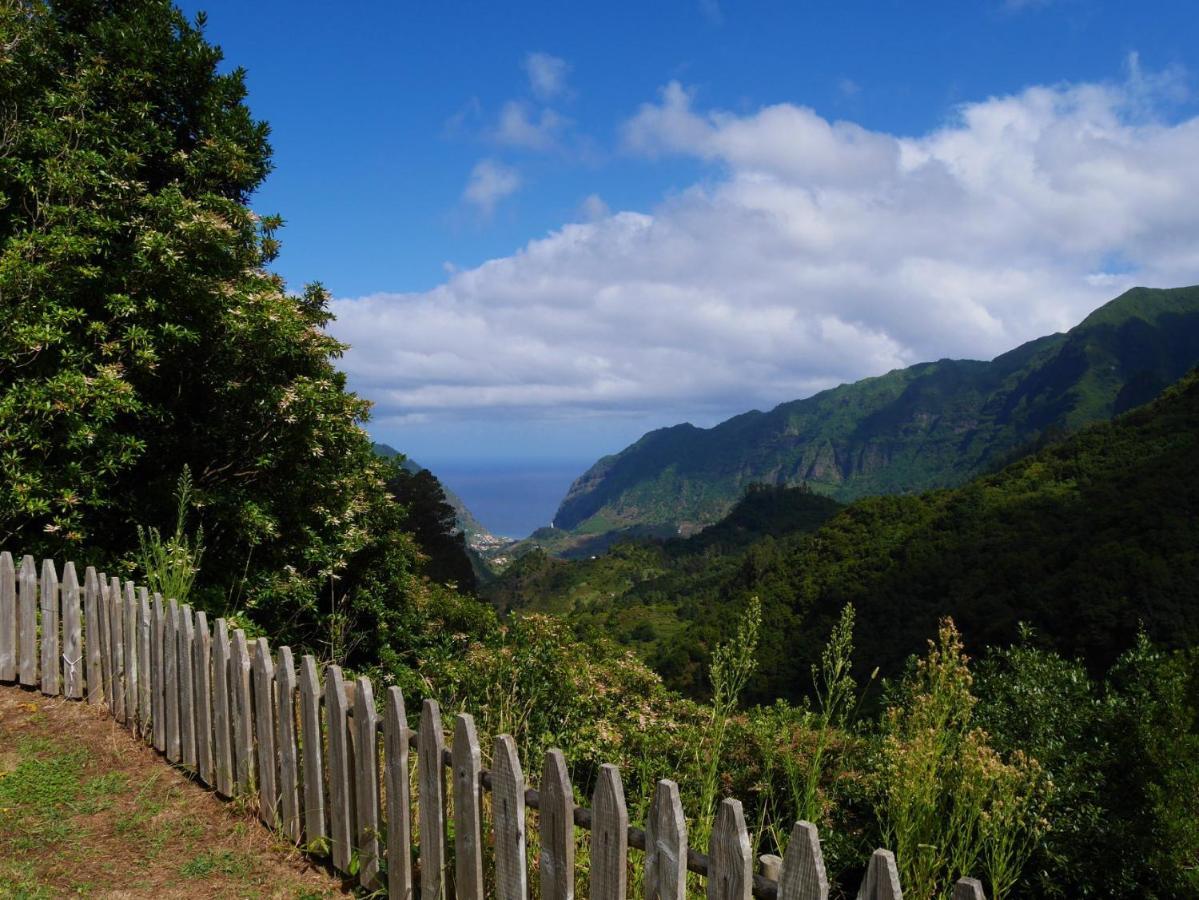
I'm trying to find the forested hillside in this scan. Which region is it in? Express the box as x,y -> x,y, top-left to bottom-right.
492,369 -> 1199,701
552,285 -> 1199,543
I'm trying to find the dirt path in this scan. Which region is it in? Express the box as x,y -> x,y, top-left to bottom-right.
0,685 -> 354,899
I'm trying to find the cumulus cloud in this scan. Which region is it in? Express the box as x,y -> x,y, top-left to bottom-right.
335,64 -> 1199,429
523,52 -> 570,101
461,159 -> 521,214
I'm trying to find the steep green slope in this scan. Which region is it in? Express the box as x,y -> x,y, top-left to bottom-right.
504,369 -> 1199,703
553,286 -> 1199,540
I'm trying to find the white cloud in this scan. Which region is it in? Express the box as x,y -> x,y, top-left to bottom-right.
461,159 -> 521,214
523,52 -> 570,102
335,65 -> 1199,429
494,100 -> 569,151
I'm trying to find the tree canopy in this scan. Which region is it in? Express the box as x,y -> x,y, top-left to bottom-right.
0,0 -> 432,661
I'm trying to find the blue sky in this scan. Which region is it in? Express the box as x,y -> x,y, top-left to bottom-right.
179,1 -> 1199,469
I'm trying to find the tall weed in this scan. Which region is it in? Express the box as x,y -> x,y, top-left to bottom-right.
135,466 -> 204,604
875,619 -> 1049,900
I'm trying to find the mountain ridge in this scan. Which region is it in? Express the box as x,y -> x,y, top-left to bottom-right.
551,285 -> 1199,541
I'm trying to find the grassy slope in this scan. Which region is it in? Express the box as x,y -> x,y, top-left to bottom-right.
0,688 -> 348,898
552,285 -> 1199,543
496,369 -> 1199,703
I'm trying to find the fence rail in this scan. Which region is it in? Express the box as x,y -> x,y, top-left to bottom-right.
0,551 -> 989,900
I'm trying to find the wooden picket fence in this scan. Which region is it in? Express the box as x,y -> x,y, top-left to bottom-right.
0,551 -> 989,900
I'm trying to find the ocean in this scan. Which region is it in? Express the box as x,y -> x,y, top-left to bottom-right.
428,460 -> 592,540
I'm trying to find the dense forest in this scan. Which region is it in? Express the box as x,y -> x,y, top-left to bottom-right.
489,369 -> 1199,702
2,3 -> 1197,898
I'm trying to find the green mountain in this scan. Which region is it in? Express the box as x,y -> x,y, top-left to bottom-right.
493,367 -> 1199,702
553,285 -> 1199,540
372,443 -> 492,541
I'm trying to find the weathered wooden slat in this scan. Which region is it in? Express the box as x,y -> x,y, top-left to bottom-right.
591,763 -> 629,900
540,748 -> 576,900
645,779 -> 687,900
62,563 -> 83,699
418,699 -> 447,900
179,605 -> 197,766
298,654 -> 326,847
493,734 -> 528,900
97,573 -> 112,707
354,676 -> 381,890
453,713 -> 485,900
194,611 -> 215,785
952,878 -> 985,900
137,589 -> 151,737
325,664 -> 353,872
164,599 -> 180,761
212,618 -> 235,797
109,576 -> 125,723
384,685 -> 412,900
84,567 -> 103,704
151,594 -> 165,750
39,560 -> 59,696
231,628 -> 254,794
0,552 -> 15,682
253,637 -> 278,826
708,799 -> 752,900
275,647 -> 301,843
18,555 -> 37,686
855,850 -> 902,900
122,582 -> 137,729
777,822 -> 828,900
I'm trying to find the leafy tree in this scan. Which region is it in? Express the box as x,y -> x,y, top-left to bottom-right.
0,0 -> 423,659
386,464 -> 477,593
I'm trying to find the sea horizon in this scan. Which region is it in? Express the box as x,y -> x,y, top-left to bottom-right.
424,459 -> 594,540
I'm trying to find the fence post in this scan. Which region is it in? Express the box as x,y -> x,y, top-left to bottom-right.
540,748 -> 576,900
453,713 -> 485,900
84,567 -> 102,704
326,664 -> 353,873
591,763 -> 629,900
856,849 -> 902,900
151,594 -> 165,749
62,563 -> 83,699
253,637 -> 278,826
708,798 -> 752,900
164,599 -> 180,761
194,610 -> 215,785
384,685 -> 413,900
39,560 -> 59,696
646,779 -> 687,900
18,555 -> 37,686
230,629 -> 254,794
212,618 -> 235,797
137,588 -> 151,734
0,552 -> 14,682
418,698 -> 447,900
493,734 -> 528,900
777,822 -> 828,900
180,605 -> 198,765
276,646 -> 301,844
299,654 -> 326,848
120,583 -> 136,728
354,676 -> 381,890
109,576 -> 125,722
953,878 -> 986,900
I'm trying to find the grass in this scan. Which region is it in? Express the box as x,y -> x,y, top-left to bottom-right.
0,689 -> 348,898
